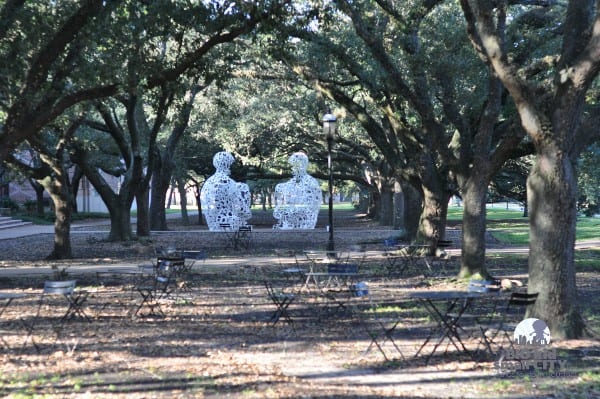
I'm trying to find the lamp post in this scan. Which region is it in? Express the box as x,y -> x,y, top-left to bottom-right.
323,112 -> 337,252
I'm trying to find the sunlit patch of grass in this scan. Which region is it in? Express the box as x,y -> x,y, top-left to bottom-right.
370,303 -> 431,324
489,229 -> 530,246
447,206 -> 526,221
576,219 -> 600,241
481,211 -> 599,246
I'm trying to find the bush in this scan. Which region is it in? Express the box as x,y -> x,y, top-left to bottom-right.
23,199 -> 37,213
0,197 -> 20,211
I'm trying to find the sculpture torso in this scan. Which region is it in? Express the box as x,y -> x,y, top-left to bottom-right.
273,153 -> 322,229
200,152 -> 251,231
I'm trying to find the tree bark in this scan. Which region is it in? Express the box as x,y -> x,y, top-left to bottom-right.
107,199 -> 133,241
526,146 -> 585,338
403,182 -> 421,241
378,185 -> 394,226
136,188 -> 150,236
39,169 -> 74,260
417,185 -> 448,254
459,175 -> 491,278
47,192 -> 73,260
366,191 -> 379,220
70,165 -> 84,214
150,170 -> 170,231
393,181 -> 405,231
30,179 -> 45,217
177,177 -> 189,226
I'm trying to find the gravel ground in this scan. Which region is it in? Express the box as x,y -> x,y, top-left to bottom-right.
0,211 -> 597,399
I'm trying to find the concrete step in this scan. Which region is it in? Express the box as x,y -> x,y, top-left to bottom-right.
0,216 -> 33,230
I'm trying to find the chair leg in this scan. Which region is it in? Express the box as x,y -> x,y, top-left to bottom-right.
20,318 -> 40,353
363,320 -> 404,361
270,297 -> 294,325
134,288 -> 165,318
64,293 -> 92,323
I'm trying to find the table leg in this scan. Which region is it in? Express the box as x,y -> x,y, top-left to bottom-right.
415,298 -> 472,364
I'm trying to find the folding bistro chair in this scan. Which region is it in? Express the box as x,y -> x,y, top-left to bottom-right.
443,278 -> 502,358
23,280 -> 89,352
264,281 -> 295,325
358,295 -> 406,362
275,250 -> 307,286
314,263 -> 361,317
236,225 -> 253,250
132,263 -> 174,318
178,250 -> 206,291
42,280 -> 90,322
182,249 -> 207,269
479,291 -> 539,357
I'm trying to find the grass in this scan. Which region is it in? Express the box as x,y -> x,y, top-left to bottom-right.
575,249 -> 600,272
447,206 -> 527,221
448,206 -> 600,245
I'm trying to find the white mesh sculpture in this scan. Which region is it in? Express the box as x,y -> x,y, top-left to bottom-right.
200,151 -> 251,231
273,152 -> 322,229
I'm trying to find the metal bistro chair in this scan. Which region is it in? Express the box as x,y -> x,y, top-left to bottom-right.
179,250 -> 207,291
357,292 -> 406,363
133,261 -> 175,318
275,250 -> 307,286
443,278 -> 502,359
264,281 -> 295,326
23,280 -> 89,352
479,291 -> 539,357
43,280 -> 90,322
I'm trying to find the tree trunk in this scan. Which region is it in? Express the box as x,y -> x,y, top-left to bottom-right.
44,181 -> 73,260
459,176 -> 491,279
70,165 -> 84,214
193,184 -> 203,225
136,187 -> 150,236
527,147 -> 584,339
378,185 -> 394,226
403,183 -> 421,242
177,177 -> 189,226
32,180 -> 45,217
367,191 -> 379,219
393,181 -> 405,231
150,172 -> 170,231
417,185 -> 447,254
261,189 -> 267,211
107,201 -> 133,241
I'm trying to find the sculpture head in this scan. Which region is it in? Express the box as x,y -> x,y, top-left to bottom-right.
213,151 -> 235,174
288,152 -> 309,176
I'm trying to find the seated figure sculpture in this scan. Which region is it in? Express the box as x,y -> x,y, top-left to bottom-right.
200,151 -> 251,231
273,152 -> 322,229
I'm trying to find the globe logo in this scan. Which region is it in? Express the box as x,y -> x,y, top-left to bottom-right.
514,318 -> 551,346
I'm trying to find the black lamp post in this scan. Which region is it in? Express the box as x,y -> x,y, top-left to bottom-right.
323,112 -> 337,252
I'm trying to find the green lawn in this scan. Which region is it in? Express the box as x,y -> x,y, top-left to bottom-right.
448,205 -> 600,245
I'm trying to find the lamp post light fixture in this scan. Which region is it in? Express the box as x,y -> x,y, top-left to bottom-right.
322,112 -> 337,252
